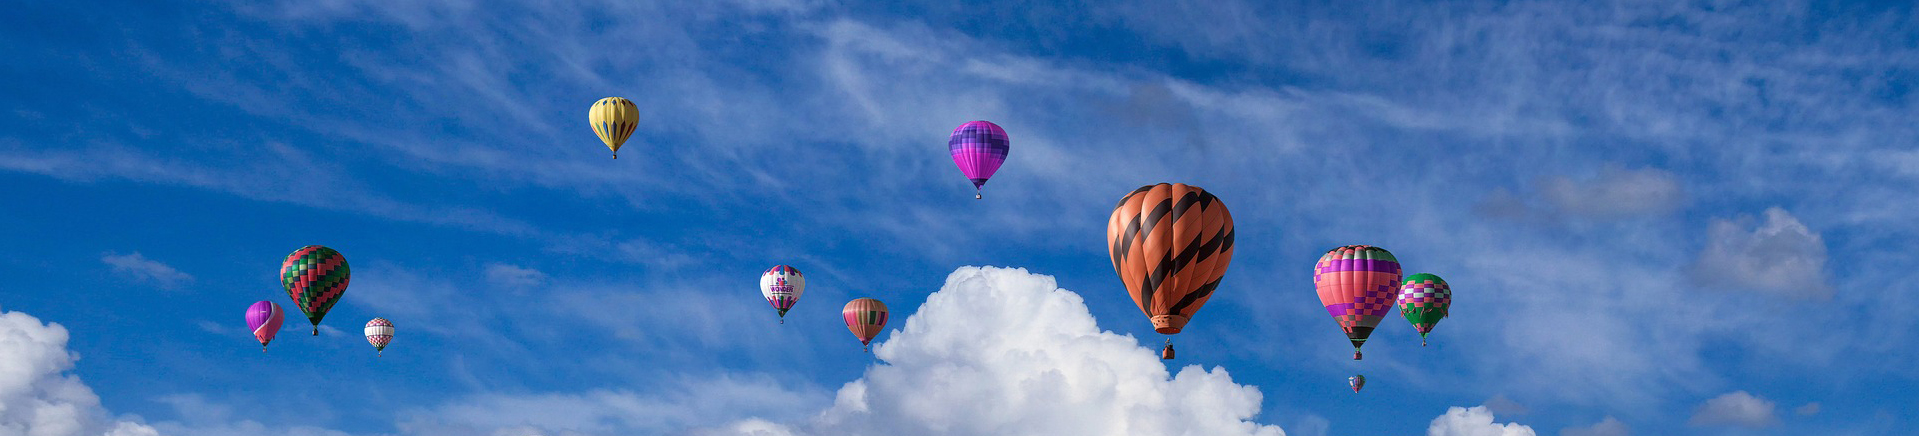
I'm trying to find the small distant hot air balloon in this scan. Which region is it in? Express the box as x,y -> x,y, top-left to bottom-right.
589,97 -> 638,159
1313,245 -> 1402,360
365,318 -> 393,356
842,298 -> 888,352
1350,374 -> 1366,393
760,265 -> 806,324
948,120 -> 1010,199
1107,183 -> 1235,360
245,301 -> 284,353
1399,273 -> 1452,346
281,245 -> 350,336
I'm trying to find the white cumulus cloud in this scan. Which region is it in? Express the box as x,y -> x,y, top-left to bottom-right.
101,252 -> 194,289
483,263 -> 547,288
694,266 -> 1287,436
1691,208 -> 1832,298
1558,416 -> 1628,436
0,306 -> 161,436
1687,391 -> 1778,428
1428,406 -> 1536,436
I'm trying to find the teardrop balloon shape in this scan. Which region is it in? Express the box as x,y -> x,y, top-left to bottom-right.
761,265 -> 805,323
842,298 -> 888,352
365,318 -> 394,356
590,97 -> 639,158
281,245 -> 350,336
1398,273 -> 1451,347
245,301 -> 284,353
1107,183 -> 1235,358
948,120 -> 1009,199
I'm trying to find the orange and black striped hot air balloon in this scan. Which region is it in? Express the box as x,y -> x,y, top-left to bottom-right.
1106,183 -> 1235,360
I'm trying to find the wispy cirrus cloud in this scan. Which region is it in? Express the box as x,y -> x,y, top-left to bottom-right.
102,251 -> 194,289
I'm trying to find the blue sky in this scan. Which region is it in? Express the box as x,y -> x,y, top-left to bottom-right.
1,1 -> 1915,435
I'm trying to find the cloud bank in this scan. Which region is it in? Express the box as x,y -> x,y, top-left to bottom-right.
1427,406 -> 1535,436
696,266 -> 1287,436
0,307 -> 159,436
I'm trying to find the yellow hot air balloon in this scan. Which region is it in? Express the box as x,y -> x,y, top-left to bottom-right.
589,97 -> 638,159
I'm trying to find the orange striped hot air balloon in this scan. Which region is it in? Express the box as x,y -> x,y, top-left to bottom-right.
1106,183 -> 1235,360
842,298 -> 888,352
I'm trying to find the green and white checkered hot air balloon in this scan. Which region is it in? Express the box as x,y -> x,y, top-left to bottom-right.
1398,273 -> 1452,346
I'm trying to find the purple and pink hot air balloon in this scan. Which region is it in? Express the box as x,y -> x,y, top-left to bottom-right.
948,120 -> 1010,199
245,301 -> 284,353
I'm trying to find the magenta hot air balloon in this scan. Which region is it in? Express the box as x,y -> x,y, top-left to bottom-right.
245,301 -> 284,353
948,120 -> 1010,199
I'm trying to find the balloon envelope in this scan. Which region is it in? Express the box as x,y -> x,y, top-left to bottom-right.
1106,183 -> 1235,335
1313,245 -> 1402,359
589,97 -> 639,158
842,298 -> 888,349
760,265 -> 806,320
1399,273 -> 1452,345
948,120 -> 1010,197
245,301 -> 284,349
1350,374 -> 1366,393
365,318 -> 394,353
281,245 -> 350,335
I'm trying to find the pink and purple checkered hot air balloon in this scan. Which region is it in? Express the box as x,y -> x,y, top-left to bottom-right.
948,120 -> 1010,199
245,301 -> 284,353
1313,245 -> 1403,360
1398,273 -> 1451,346
760,265 -> 806,324
365,318 -> 394,356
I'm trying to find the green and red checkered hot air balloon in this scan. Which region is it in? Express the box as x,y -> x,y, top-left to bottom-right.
1398,273 -> 1452,346
281,245 -> 350,336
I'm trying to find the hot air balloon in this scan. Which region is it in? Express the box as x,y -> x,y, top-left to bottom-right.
948,120 -> 1010,199
589,97 -> 638,159
1399,273 -> 1452,346
1349,374 -> 1366,393
760,265 -> 806,324
842,298 -> 888,352
1313,245 -> 1402,360
245,301 -> 284,353
281,245 -> 350,336
365,318 -> 393,356
1106,183 -> 1235,360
